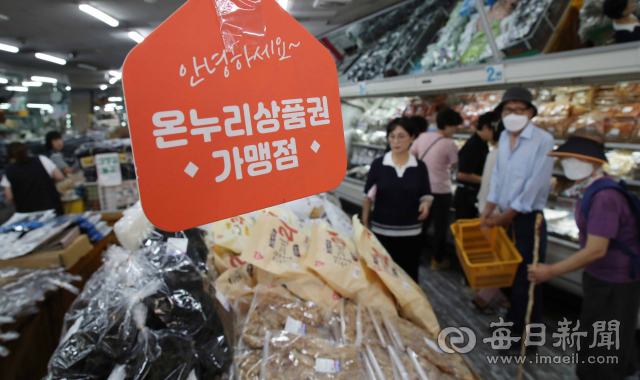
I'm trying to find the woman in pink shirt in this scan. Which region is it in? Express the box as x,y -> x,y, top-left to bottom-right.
410,108 -> 461,270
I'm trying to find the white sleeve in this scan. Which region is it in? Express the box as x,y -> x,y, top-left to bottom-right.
39,155 -> 58,178
1,174 -> 10,188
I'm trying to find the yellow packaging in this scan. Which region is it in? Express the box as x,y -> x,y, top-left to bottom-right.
211,214 -> 254,253
281,270 -> 341,310
210,245 -> 246,275
356,265 -> 396,312
239,212 -> 309,276
214,263 -> 256,299
305,224 -> 368,299
355,219 -> 440,336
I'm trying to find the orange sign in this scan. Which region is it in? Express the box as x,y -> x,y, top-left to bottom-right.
123,0 -> 346,232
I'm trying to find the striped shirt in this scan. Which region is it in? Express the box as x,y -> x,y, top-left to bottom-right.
48,151 -> 69,171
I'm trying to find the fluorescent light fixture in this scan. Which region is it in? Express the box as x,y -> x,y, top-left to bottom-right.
105,103 -> 116,108
116,106 -> 123,110
108,70 -> 122,79
6,86 -> 28,92
22,81 -> 42,87
79,4 -> 119,27
0,103 -> 10,110
109,77 -> 118,84
94,106 -> 100,111
65,86 -> 72,91
128,31 -> 145,43
27,103 -> 54,112
108,97 -> 123,102
0,43 -> 19,53
35,53 -> 67,65
100,85 -> 108,90
0,78 -> 7,84
31,76 -> 58,83
277,0 -> 289,10
78,63 -> 97,71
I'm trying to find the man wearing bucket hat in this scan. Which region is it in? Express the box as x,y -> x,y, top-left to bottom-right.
528,130 -> 640,380
480,87 -> 555,337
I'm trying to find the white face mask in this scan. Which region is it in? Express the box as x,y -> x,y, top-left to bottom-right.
561,157 -> 594,181
502,114 -> 529,132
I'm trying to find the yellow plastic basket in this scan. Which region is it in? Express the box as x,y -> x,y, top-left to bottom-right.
450,219 -> 523,290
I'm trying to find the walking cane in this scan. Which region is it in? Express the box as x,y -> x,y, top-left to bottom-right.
517,213 -> 543,380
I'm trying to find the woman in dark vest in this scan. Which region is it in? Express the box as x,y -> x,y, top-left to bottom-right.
1,142 -> 64,215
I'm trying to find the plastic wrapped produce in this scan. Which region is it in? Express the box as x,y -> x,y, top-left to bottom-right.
240,285 -> 327,349
142,227 -> 209,273
114,202 -> 153,251
47,241 -> 232,380
261,330 -> 363,380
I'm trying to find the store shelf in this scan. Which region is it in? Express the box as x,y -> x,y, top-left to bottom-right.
340,43 -> 640,98
352,142 -> 387,150
335,176 -> 365,206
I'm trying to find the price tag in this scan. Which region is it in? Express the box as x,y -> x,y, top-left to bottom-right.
486,64 -> 505,84
95,153 -> 122,187
284,316 -> 307,335
123,0 -> 346,232
352,266 -> 360,278
315,358 -> 340,373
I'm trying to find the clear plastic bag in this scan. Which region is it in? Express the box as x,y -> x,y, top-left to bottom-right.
47,241 -> 232,380
240,285 -> 327,350
261,330 -> 363,380
114,202 -> 153,251
212,0 -> 267,53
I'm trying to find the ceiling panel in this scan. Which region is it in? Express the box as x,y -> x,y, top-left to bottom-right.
0,0 -> 405,89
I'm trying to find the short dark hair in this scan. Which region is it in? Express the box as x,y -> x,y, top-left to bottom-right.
7,142 -> 30,164
386,117 -> 417,138
409,116 -> 427,135
45,131 -> 62,151
477,111 -> 498,131
603,0 -> 628,19
436,108 -> 463,130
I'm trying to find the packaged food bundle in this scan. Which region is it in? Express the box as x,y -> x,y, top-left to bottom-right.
235,349 -> 263,380
240,285 -> 327,349
538,103 -> 588,118
614,82 -> 640,98
608,120 -> 639,139
532,116 -> 573,137
382,313 -> 473,380
240,212 -> 310,277
215,262 -> 256,299
567,116 -> 611,135
262,330 -> 363,380
334,300 -> 390,348
211,245 -> 247,274
614,103 -> 640,118
306,224 -> 368,299
280,270 -> 342,310
211,215 -> 254,254
355,225 -> 440,336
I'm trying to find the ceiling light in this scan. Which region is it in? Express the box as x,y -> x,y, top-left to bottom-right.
100,85 -> 108,90
27,103 -> 54,111
109,77 -> 118,84
78,63 -> 97,71
66,86 -> 72,91
0,43 -> 19,53
0,104 -> 10,110
22,81 -> 42,87
35,53 -> 67,65
108,70 -> 122,78
105,103 -> 116,107
6,86 -> 28,92
277,0 -> 289,10
0,14 -> 9,21
108,97 -> 123,102
128,31 -> 145,44
94,106 -> 100,111
31,76 -> 58,83
116,106 -> 123,110
79,4 -> 119,27
0,78 -> 7,84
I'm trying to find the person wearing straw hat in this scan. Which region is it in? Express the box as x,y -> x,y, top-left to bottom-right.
480,87 -> 555,337
528,130 -> 640,380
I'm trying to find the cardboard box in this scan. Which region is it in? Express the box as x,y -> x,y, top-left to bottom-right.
0,235 -> 93,270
